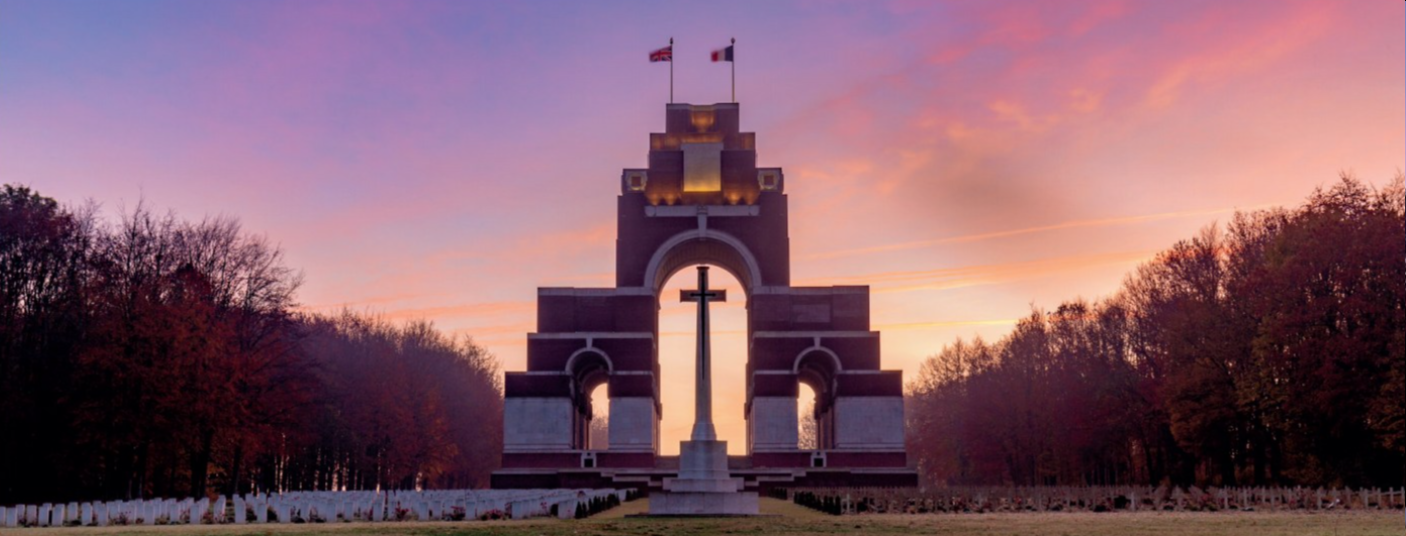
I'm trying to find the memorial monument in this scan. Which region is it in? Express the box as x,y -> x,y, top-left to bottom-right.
492,102 -> 917,493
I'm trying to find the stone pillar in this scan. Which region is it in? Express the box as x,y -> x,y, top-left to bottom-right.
747,386 -> 799,452
607,396 -> 658,451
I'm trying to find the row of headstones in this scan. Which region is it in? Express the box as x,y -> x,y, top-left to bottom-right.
0,498 -> 214,528
786,486 -> 1406,515
0,489 -> 630,527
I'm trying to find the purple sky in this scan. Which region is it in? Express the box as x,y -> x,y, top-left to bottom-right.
3,0 -> 1402,453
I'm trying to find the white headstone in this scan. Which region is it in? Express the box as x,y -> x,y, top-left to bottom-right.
233,498 -> 246,524
38,504 -> 51,527
255,501 -> 267,523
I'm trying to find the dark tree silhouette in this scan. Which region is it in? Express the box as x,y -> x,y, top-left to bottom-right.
908,174 -> 1405,489
0,186 -> 504,504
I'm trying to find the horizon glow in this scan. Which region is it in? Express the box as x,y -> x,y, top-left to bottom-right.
2,0 -> 1402,455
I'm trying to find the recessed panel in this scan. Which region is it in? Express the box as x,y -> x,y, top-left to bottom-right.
682,142 -> 723,192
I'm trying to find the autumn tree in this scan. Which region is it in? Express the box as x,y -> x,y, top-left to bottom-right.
907,174 -> 1404,489
0,185 -> 95,503
0,185 -> 507,504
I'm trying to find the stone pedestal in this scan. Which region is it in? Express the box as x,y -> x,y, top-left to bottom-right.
648,440 -> 758,516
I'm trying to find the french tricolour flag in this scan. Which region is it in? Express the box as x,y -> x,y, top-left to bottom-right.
711,45 -> 733,62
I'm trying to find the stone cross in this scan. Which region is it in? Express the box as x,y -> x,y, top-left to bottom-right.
680,265 -> 726,442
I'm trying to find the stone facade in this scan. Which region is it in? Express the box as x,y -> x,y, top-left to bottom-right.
493,102 -> 915,491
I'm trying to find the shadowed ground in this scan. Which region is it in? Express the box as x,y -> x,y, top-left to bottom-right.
7,498 -> 1399,536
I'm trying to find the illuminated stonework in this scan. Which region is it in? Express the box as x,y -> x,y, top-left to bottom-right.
682,142 -> 723,192
637,103 -> 763,206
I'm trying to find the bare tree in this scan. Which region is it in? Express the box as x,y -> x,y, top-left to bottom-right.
799,400 -> 818,450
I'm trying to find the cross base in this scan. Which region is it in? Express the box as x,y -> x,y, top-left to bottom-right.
649,439 -> 759,515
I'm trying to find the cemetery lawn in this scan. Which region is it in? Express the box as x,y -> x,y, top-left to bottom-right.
8,498 -> 1399,536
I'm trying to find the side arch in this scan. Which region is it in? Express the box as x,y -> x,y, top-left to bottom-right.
794,346 -> 842,451
792,345 -> 842,376
565,346 -> 614,378
565,347 -> 612,412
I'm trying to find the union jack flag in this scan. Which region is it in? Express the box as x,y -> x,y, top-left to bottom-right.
649,45 -> 672,62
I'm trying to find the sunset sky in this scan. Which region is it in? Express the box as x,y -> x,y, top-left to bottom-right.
2,0 -> 1402,454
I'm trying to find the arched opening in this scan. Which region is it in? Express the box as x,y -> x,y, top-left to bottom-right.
644,230 -> 763,294
639,229 -> 763,456
567,349 -> 610,451
656,265 -> 748,455
796,349 -> 840,451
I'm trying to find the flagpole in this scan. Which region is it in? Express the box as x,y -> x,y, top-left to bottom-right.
730,37 -> 736,103
670,37 -> 674,104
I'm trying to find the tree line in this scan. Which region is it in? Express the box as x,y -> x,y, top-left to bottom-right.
907,175 -> 1404,489
0,185 -> 503,505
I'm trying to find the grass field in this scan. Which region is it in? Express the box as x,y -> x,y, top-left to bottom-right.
5,498 -> 1399,536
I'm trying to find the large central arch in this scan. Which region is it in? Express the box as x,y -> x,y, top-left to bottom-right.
644,229 -> 762,296
495,102 -> 914,491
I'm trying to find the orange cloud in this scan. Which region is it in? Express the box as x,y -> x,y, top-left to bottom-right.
376,301 -> 535,322
433,221 -> 614,265
807,206 -> 1258,261
876,318 -> 1020,331
800,249 -> 1155,294
297,291 -> 428,312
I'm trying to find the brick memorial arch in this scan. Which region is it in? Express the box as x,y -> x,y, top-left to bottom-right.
492,103 -> 917,491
